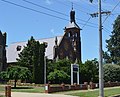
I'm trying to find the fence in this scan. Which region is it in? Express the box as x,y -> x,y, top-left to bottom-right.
45,83 -> 88,93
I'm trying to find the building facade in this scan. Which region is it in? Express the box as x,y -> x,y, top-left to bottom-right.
7,9 -> 81,64
0,31 -> 7,71
53,9 -> 81,62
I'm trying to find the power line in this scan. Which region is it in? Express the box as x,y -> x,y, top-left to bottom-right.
81,17 -> 91,29
103,27 -> 111,35
102,0 -> 120,24
22,0 -> 68,17
55,0 -> 89,14
1,0 -> 69,21
23,0 -> 97,26
0,0 -> 98,29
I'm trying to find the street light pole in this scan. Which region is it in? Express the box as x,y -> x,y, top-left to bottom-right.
98,0 -> 104,97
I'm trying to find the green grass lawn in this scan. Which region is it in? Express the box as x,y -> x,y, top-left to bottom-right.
68,87 -> 120,97
0,84 -> 44,95
1,84 -> 120,97
11,86 -> 44,93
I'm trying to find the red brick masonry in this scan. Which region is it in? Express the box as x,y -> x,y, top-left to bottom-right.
89,82 -> 120,89
45,83 -> 88,93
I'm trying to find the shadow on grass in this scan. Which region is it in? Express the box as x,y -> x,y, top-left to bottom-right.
12,87 -> 33,89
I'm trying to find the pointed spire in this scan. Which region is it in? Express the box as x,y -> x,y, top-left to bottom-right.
70,3 -> 75,23
55,36 -> 58,46
72,2 -> 73,10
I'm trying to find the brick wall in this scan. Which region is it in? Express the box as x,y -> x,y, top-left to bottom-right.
45,83 -> 88,93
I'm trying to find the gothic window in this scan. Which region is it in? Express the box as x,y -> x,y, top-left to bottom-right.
68,31 -> 72,37
0,45 -> 3,58
68,32 -> 70,37
75,32 -> 77,37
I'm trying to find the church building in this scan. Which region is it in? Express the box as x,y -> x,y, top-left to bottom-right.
53,8 -> 81,62
7,9 -> 81,64
0,31 -> 7,72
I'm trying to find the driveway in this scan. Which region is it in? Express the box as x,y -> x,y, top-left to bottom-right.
11,92 -> 78,97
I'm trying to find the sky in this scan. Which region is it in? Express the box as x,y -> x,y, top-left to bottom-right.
0,0 -> 120,62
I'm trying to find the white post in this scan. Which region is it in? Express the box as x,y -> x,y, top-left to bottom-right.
77,65 -> 79,85
71,64 -> 73,85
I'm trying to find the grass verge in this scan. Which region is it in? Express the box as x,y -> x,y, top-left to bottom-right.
68,87 -> 120,97
0,85 -> 44,93
11,86 -> 44,93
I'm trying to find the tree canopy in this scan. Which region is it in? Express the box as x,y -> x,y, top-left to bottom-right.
103,64 -> 120,82
80,59 -> 99,83
105,15 -> 120,64
17,36 -> 47,84
0,66 -> 31,88
47,59 -> 71,84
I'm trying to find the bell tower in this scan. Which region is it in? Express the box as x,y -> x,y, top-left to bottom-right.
64,7 -> 82,62
53,7 -> 82,62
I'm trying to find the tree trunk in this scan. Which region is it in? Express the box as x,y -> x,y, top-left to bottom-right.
14,79 -> 17,88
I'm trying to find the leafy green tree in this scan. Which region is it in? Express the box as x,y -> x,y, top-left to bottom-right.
47,70 -> 70,84
17,36 -> 46,84
47,59 -> 72,83
0,66 -> 31,88
79,59 -> 99,83
106,15 -> 120,64
103,64 -> 120,82
103,51 -> 112,64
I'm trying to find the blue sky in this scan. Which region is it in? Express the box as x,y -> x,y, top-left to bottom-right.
0,0 -> 119,62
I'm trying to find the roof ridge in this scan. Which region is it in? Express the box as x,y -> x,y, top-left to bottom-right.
10,36 -> 63,44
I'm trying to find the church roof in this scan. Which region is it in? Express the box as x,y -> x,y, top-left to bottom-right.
65,8 -> 80,29
6,36 -> 62,63
65,22 -> 80,29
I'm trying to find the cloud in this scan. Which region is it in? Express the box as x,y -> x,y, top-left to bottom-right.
50,29 -> 55,34
45,0 -> 52,5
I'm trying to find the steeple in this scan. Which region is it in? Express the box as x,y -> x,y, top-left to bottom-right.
70,4 -> 75,23
65,5 -> 80,29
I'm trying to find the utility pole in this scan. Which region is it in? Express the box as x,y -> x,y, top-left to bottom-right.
90,1 -> 111,97
98,0 -> 104,97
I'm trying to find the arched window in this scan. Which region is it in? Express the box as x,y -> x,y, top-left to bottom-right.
68,32 -> 70,37
75,32 -> 77,37
68,31 -> 72,37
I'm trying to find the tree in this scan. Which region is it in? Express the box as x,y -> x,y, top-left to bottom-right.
0,66 -> 32,88
79,59 -> 99,83
103,51 -> 112,64
47,70 -> 70,84
47,59 -> 72,84
106,15 -> 120,64
103,64 -> 120,82
17,36 -> 46,84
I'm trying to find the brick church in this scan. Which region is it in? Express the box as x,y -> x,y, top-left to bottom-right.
53,8 -> 81,62
7,9 -> 82,64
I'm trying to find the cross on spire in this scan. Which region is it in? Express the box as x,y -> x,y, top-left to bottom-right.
72,2 -> 73,10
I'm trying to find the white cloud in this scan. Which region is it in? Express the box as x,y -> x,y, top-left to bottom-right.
50,29 -> 55,34
45,0 -> 52,5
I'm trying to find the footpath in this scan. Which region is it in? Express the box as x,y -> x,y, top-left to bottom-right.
11,92 -> 78,97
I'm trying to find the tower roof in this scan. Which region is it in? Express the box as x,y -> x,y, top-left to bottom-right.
65,8 -> 80,29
